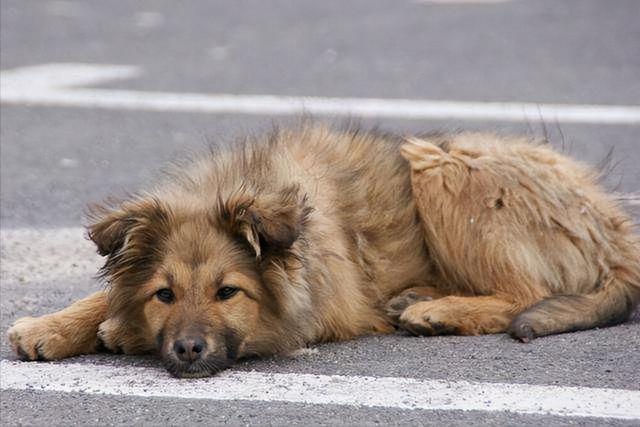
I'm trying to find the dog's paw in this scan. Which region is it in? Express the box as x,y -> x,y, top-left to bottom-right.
386,291 -> 433,324
7,316 -> 72,360
397,301 -> 460,336
97,318 -> 154,354
97,318 -> 125,353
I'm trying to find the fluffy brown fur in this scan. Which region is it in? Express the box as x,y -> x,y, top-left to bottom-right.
7,123 -> 640,377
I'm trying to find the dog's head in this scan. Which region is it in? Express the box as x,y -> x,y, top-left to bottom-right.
88,185 -> 312,378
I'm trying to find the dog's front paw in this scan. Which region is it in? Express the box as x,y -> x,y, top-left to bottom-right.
97,318 -> 154,355
397,301 -> 460,336
7,316 -> 72,360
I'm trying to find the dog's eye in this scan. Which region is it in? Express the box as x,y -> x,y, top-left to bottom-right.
216,286 -> 239,300
156,288 -> 174,304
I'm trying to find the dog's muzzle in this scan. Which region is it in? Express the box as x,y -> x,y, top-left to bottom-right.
162,335 -> 232,378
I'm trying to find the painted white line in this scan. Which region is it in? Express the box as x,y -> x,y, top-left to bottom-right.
0,227 -> 100,286
2,63 -> 639,124
1,360 -> 639,419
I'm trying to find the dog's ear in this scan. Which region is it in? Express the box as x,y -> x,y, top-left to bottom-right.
87,198 -> 170,282
223,185 -> 312,259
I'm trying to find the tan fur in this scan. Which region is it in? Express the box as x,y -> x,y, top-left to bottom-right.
7,123 -> 640,376
400,133 -> 640,340
8,291 -> 108,360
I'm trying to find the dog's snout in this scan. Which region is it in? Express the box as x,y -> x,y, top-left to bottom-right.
173,337 -> 207,362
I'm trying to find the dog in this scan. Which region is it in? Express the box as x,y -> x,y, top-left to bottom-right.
7,123 -> 640,378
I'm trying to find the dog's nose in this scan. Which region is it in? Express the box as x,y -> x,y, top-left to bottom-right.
173,337 -> 206,362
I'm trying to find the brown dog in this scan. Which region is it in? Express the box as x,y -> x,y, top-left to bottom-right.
7,124 -> 640,377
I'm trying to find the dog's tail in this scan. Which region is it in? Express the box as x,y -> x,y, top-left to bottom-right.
508,269 -> 640,342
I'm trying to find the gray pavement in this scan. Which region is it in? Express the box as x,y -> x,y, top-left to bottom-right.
1,0 -> 639,425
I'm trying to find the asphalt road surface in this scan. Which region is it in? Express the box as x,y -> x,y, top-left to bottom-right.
1,0 -> 639,425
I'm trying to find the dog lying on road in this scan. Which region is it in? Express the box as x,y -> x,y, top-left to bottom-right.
8,124 -> 640,377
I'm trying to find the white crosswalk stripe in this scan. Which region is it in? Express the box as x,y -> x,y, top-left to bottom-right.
1,360 -> 639,419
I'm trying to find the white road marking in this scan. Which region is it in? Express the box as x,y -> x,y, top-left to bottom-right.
1,360 -> 639,419
1,63 -> 639,124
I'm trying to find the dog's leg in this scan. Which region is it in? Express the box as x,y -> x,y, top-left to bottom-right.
385,286 -> 446,324
7,291 -> 108,360
398,295 -> 522,335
